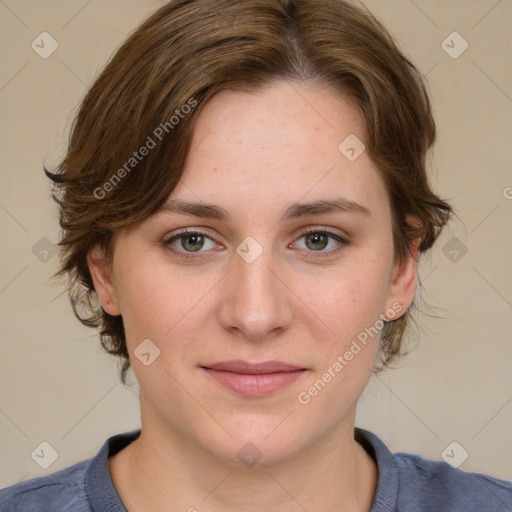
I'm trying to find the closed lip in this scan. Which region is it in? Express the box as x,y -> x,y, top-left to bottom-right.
201,359 -> 306,374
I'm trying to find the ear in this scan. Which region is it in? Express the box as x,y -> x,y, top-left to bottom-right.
87,244 -> 121,316
384,228 -> 421,321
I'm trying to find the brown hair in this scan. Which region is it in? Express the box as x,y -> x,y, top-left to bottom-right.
46,0 -> 452,385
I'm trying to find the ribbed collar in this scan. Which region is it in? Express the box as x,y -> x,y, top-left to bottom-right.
84,427 -> 398,511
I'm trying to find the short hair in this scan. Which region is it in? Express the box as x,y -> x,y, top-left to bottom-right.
46,0 -> 452,385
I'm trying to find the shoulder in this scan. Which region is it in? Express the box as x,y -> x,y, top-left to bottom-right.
355,428 -> 512,512
0,460 -> 91,512
0,429 -> 140,512
394,450 -> 512,511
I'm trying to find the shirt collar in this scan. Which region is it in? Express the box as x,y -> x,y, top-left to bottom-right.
84,427 -> 398,511
355,427 -> 399,511
84,429 -> 141,512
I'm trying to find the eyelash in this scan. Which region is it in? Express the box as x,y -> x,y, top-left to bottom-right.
162,227 -> 349,260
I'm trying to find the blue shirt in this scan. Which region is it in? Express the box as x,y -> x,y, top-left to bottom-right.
1,428 -> 511,511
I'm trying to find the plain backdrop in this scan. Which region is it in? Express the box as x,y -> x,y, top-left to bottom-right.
1,0 -> 511,487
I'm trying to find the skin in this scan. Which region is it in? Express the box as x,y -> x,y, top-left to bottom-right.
88,80 -> 418,512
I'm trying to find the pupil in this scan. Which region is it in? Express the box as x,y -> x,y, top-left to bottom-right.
183,234 -> 203,252
307,233 -> 328,250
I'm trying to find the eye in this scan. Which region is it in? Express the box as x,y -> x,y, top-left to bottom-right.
292,228 -> 348,255
162,229 -> 219,258
162,226 -> 349,260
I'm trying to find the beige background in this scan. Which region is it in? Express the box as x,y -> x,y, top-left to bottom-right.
1,0 -> 511,488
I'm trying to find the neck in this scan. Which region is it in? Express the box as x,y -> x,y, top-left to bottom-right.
108,407 -> 377,512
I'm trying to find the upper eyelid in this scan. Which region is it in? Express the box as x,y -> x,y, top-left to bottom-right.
166,226 -> 346,239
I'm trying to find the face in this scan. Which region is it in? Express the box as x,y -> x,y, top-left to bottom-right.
89,80 -> 417,466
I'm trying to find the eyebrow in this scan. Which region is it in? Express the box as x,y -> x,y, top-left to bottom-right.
157,197 -> 371,222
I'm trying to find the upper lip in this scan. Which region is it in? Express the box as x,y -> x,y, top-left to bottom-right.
202,360 -> 305,374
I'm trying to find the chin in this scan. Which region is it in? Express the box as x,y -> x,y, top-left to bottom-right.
198,419 -> 313,469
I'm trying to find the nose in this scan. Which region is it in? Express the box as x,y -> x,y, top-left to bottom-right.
217,244 -> 294,342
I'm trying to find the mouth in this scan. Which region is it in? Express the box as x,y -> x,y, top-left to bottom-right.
200,360 -> 309,397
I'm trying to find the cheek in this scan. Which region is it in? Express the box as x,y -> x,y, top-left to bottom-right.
116,265 -> 213,398
115,261 -> 218,351
294,268 -> 385,414
294,256 -> 391,338
114,269 -> 167,342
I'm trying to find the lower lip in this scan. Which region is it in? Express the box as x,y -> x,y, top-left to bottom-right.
203,368 -> 307,397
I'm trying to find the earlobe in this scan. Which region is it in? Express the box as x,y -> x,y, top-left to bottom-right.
87,245 -> 121,316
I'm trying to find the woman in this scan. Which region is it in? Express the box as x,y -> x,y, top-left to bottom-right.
1,0 -> 511,510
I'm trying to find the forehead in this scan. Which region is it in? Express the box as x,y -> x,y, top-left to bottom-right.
191,80 -> 364,151
170,80 -> 388,219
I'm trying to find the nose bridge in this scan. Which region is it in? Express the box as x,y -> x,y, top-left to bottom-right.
236,247 -> 277,300
218,238 -> 293,340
